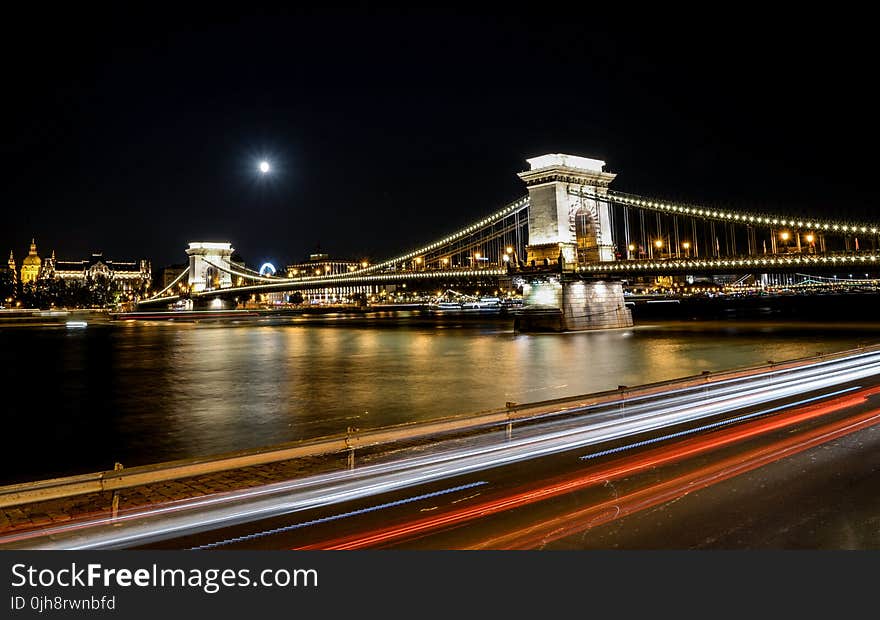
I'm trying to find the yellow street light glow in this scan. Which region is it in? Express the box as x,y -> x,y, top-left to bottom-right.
805,234 -> 815,243
506,246 -> 513,254
681,241 -> 691,249
654,239 -> 663,248
628,244 -> 636,252
474,253 -> 481,260
415,257 -> 423,264
780,231 -> 790,241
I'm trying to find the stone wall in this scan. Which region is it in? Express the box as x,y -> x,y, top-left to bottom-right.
560,280 -> 632,331
516,279 -> 633,332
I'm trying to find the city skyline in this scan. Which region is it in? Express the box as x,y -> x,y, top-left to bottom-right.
2,8 -> 876,269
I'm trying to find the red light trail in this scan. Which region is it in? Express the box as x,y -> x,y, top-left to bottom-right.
297,386 -> 880,550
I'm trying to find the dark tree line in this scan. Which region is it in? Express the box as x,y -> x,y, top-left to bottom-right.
0,270 -> 15,303
2,273 -> 148,309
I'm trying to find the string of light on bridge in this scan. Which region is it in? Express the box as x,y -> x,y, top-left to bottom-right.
143,178 -> 880,304
358,196 -> 530,274
197,269 -> 509,296
592,191 -> 880,235
579,252 -> 880,273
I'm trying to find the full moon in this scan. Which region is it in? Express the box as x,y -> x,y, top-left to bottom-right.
259,161 -> 270,174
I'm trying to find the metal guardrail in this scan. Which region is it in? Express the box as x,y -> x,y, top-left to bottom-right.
2,342 -> 878,510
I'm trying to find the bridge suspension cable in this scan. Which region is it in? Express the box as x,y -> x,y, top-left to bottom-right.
202,259 -> 287,283
225,261 -> 284,280
142,265 -> 190,301
589,189 -> 880,234
198,195 -> 531,289
144,172 -> 880,307
359,196 -> 530,273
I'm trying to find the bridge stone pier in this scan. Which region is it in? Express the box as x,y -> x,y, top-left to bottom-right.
514,154 -> 633,332
186,242 -> 235,293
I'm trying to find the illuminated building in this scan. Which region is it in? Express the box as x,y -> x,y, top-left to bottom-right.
162,263 -> 189,289
285,253 -> 373,304
6,251 -> 16,283
20,239 -> 42,285
285,253 -> 360,278
42,252 -> 152,292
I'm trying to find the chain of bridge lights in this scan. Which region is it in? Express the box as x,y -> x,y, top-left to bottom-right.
183,196 -> 530,296
150,225 -> 522,300
152,184 -> 880,301
792,272 -> 878,283
194,269 -> 509,296
202,259 -> 284,283
415,218 -> 525,268
231,261 -> 284,280
584,190 -> 880,235
145,260 -> 285,302
356,196 -> 530,275
579,253 -> 880,274
208,251 -> 512,288
142,265 -> 190,300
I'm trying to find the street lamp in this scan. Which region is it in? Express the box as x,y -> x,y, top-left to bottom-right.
681,241 -> 691,257
779,231 -> 791,254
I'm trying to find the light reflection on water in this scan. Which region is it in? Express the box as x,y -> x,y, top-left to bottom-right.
2,316 -> 879,483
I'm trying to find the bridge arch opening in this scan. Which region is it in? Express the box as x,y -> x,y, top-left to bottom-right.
574,204 -> 601,263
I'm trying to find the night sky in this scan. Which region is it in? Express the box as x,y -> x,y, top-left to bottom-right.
2,8 -> 876,270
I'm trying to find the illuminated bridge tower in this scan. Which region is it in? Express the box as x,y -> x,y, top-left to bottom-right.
514,154 -> 633,332
186,242 -> 235,293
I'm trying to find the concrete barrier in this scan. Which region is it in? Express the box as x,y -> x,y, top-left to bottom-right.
1,342 -> 877,509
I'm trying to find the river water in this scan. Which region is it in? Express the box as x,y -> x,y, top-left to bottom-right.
3,312 -> 880,484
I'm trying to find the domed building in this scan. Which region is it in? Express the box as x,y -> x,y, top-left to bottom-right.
10,238 -> 152,295
20,238 -> 41,285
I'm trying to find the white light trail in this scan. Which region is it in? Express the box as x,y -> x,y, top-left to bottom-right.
4,350 -> 880,550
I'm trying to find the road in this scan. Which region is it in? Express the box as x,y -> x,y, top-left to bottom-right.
4,349 -> 880,550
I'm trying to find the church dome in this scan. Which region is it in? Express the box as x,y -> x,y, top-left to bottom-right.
20,238 -> 42,284
22,239 -> 41,267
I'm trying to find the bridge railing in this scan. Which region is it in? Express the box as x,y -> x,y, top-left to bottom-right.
579,251 -> 880,274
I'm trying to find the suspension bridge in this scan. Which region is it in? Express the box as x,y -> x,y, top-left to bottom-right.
137,153 -> 880,331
